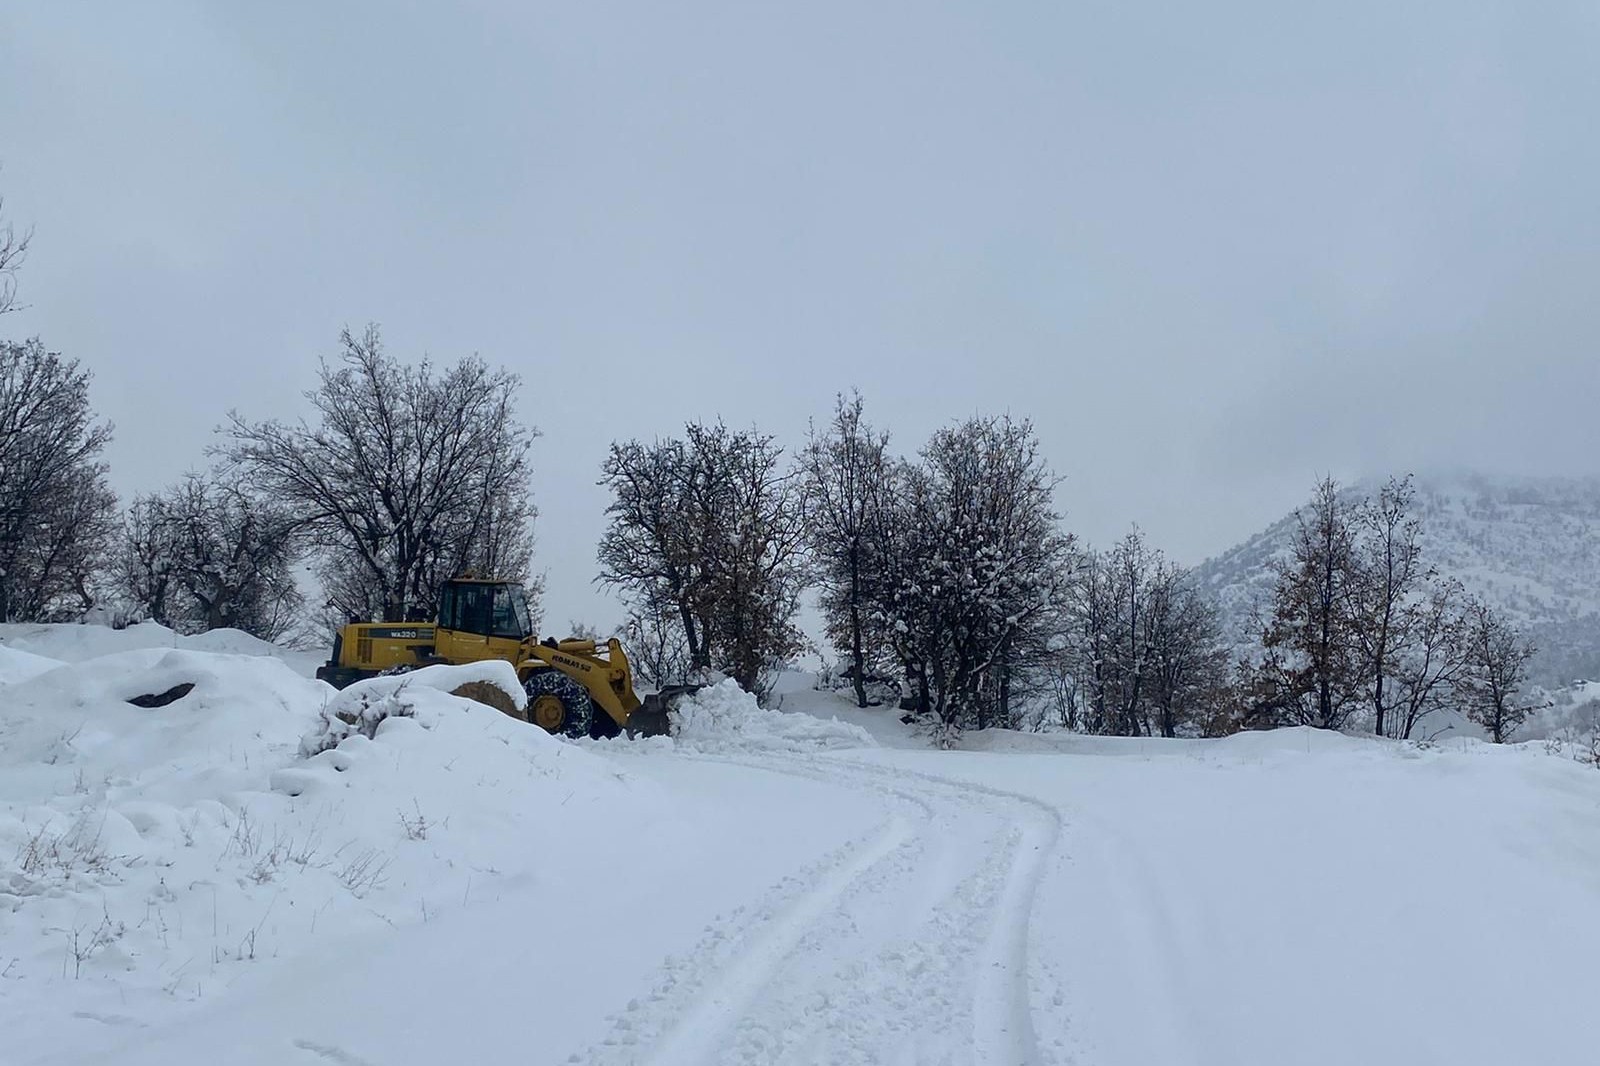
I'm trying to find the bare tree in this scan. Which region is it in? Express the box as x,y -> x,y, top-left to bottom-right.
0,185 -> 30,316
1461,599 -> 1539,743
1067,549 -> 1117,734
599,436 -> 713,675
1040,650 -> 1084,732
599,421 -> 808,694
0,339 -> 117,621
1145,565 -> 1231,739
223,325 -> 539,627
692,422 -> 809,693
1389,578 -> 1470,740
800,391 -> 892,707
116,472 -> 304,640
1261,476 -> 1362,729
874,416 -> 1075,738
1105,528 -> 1158,736
1346,475 -> 1427,736
860,458 -> 935,715
1063,530 -> 1227,738
117,496 -> 176,626
622,593 -> 693,688
565,620 -> 604,642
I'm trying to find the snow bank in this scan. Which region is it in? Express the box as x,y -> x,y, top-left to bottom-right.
666,678 -> 876,754
1209,723 -> 1383,759
954,728 -> 1201,756
0,649 -> 325,805
0,620 -> 326,677
0,634 -> 652,1061
183,627 -> 286,657
299,660 -> 528,756
0,620 -> 192,661
336,659 -> 527,711
0,643 -> 62,685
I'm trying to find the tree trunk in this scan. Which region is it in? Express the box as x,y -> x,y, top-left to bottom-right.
849,551 -> 867,708
679,601 -> 704,672
998,664 -> 1011,729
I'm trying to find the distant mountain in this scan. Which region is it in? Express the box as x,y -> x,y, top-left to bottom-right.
1191,473 -> 1600,689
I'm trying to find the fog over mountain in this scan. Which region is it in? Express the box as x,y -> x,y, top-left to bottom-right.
1193,471 -> 1600,688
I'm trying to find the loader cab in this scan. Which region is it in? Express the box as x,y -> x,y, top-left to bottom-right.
433,578 -> 535,665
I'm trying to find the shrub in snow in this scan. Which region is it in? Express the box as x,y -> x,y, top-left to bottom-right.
9,809 -> 121,892
816,662 -> 902,708
302,685 -> 417,757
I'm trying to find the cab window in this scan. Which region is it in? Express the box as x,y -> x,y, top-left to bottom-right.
443,583 -> 493,635
492,585 -> 533,639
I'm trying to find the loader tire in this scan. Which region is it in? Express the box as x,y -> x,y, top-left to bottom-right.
524,670 -> 594,739
590,709 -> 624,740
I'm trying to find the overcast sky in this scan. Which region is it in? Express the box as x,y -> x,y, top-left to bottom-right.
2,1 -> 1597,629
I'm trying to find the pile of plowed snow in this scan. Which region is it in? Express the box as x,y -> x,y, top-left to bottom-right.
0,619 -> 325,676
0,626 -> 655,1055
664,678 -> 876,754
0,643 -> 63,685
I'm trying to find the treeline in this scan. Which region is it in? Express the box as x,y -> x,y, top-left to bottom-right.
0,328 -> 540,642
596,394 -> 1235,740
596,399 -> 1540,742
1239,475 -> 1540,743
0,192 -> 1539,742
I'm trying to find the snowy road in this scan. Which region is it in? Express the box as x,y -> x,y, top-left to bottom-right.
6,647 -> 1600,1066
570,753 -> 1063,1066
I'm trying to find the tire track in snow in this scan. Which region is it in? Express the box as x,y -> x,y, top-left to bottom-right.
291,1039 -> 375,1066
721,825 -> 1022,1065
971,805 -> 1055,1066
816,756 -> 1064,1066
568,777 -> 934,1066
632,812 -> 917,1066
569,751 -> 1064,1066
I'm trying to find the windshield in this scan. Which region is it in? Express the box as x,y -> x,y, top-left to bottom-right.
493,584 -> 534,639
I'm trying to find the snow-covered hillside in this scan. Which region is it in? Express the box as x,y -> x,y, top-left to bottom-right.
1192,472 -> 1600,688
3,624 -> 1599,1066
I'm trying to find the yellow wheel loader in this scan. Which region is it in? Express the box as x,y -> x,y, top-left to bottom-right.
315,576 -> 691,738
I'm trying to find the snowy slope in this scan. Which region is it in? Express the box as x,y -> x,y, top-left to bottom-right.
1192,472 -> 1600,687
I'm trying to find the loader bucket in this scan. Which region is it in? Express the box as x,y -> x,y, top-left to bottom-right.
625,685 -> 701,739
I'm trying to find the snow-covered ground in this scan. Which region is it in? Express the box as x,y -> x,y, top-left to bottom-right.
0,620 -> 326,678
3,625 -> 1599,1065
